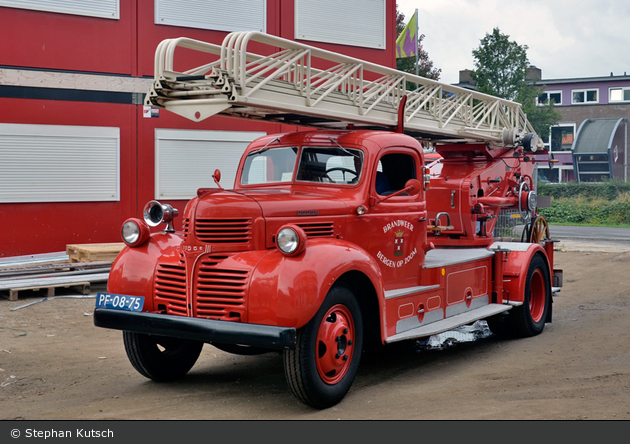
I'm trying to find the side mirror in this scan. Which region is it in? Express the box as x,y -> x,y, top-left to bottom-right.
404,178 -> 422,196
213,169 -> 223,189
372,178 -> 422,205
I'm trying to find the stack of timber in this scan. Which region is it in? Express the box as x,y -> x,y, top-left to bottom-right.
0,244 -> 122,301
66,243 -> 125,263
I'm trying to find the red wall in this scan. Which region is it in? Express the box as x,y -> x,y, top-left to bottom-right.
0,98 -> 137,256
0,0 -> 397,257
0,5 -> 136,75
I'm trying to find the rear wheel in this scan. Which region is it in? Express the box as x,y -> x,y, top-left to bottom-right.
487,254 -> 551,338
123,332 -> 203,382
283,285 -> 363,409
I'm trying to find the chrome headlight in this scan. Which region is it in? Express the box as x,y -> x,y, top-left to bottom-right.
276,225 -> 307,256
121,218 -> 150,247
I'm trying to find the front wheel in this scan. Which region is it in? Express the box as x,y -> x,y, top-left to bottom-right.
123,332 -> 203,382
283,284 -> 363,409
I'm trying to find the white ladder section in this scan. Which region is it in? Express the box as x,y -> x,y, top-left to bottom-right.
146,31 -> 540,147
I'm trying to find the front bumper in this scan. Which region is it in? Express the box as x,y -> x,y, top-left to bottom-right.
94,308 -> 296,350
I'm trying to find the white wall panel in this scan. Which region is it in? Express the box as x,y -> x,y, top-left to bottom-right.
155,0 -> 265,32
155,129 -> 265,200
0,0 -> 119,19
0,124 -> 120,203
295,0 -> 385,49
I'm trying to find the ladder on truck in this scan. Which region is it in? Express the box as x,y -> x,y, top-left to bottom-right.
145,31 -> 541,149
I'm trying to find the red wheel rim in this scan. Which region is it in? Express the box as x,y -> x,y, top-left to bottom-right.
529,268 -> 546,322
315,304 -> 355,385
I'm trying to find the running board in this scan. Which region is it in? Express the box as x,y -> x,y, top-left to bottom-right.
385,304 -> 512,344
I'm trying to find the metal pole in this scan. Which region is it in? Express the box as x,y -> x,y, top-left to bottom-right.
414,9 -> 419,77
625,119 -> 628,183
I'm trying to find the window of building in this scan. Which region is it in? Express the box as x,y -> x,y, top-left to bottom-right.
155,0 -> 265,32
0,123 -> 119,203
0,0 -> 119,19
549,124 -> 576,152
572,88 -> 599,104
155,129 -> 265,200
295,0 -> 386,49
609,87 -> 630,103
538,90 -> 562,106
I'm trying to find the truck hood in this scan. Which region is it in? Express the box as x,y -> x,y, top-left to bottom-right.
240,188 -> 351,218
195,188 -> 351,220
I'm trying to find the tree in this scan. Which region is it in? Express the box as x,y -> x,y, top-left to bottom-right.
472,27 -> 561,139
471,27 -> 528,101
396,6 -> 405,35
395,6 -> 441,81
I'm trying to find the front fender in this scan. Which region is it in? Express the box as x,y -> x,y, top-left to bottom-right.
247,239 -> 383,329
107,232 -> 184,312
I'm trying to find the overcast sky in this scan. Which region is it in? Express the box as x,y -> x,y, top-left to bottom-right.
395,0 -> 630,85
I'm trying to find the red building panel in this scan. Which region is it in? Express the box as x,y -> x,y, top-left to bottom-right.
0,98 -> 136,256
0,4 -> 136,75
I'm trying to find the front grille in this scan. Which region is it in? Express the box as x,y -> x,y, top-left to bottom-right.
182,218 -> 190,239
154,263 -> 187,315
195,256 -> 248,318
298,222 -> 334,237
153,254 -> 248,320
195,218 -> 252,243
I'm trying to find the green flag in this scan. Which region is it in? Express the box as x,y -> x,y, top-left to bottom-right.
396,11 -> 417,59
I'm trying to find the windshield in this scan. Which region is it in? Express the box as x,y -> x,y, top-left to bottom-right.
296,146 -> 363,184
241,146 -> 298,185
241,145 -> 364,186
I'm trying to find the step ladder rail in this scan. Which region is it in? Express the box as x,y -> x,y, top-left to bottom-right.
225,32 -> 367,109
157,37 -> 221,79
405,84 -> 442,123
241,48 -> 312,98
439,92 -> 474,129
361,74 -> 406,116
308,63 -> 363,108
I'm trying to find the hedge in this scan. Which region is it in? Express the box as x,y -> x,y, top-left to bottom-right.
536,180 -> 630,226
537,179 -> 630,201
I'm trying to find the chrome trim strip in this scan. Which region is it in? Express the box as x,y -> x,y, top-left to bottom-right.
384,284 -> 441,300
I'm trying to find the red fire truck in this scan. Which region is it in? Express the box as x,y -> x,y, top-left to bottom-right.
94,32 -> 563,409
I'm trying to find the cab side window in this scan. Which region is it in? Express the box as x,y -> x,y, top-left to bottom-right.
375,153 -> 416,195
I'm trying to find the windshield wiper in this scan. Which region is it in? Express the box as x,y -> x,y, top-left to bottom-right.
249,137 -> 280,156
328,137 -> 361,158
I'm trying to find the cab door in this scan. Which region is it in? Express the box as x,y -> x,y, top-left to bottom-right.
366,148 -> 427,289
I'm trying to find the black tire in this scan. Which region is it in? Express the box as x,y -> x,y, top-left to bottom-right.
488,254 -> 551,338
283,284 -> 363,409
485,313 -> 512,337
123,331 -> 203,382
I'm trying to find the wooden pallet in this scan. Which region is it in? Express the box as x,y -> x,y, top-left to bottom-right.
2,282 -> 91,302
0,272 -> 110,301
66,243 -> 125,263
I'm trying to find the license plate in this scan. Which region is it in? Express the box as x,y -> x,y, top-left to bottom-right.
96,292 -> 144,312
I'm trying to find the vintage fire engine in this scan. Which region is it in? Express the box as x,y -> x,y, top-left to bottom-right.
94,32 -> 563,409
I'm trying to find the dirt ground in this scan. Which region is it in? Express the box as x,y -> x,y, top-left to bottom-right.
1,246 -> 629,420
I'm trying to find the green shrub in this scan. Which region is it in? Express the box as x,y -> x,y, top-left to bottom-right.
537,179 -> 630,201
538,196 -> 630,226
